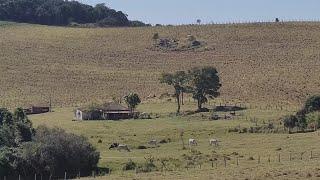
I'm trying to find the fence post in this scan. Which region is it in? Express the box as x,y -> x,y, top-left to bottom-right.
236,157 -> 239,166
224,157 -> 227,167
289,153 -> 292,161
300,153 -> 303,160
64,172 -> 67,180
310,151 -> 313,159
278,154 -> 281,162
258,155 -> 260,164
19,175 -> 21,180
35,174 -> 37,180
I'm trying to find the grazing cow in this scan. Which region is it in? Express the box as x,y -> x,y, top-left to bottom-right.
188,139 -> 197,146
148,139 -> 157,146
109,143 -> 119,149
117,144 -> 130,152
209,139 -> 219,146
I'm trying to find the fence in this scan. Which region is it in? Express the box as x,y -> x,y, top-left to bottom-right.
0,150 -> 319,179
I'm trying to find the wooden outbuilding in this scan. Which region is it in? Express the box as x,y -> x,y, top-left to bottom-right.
24,106 -> 50,115
75,102 -> 135,120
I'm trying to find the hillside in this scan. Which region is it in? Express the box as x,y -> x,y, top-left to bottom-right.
0,22 -> 319,108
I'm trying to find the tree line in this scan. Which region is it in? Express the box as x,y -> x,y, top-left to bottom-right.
0,108 -> 99,178
160,67 -> 221,114
0,0 -> 148,27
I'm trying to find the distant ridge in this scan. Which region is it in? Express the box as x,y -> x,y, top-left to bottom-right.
0,0 -> 147,27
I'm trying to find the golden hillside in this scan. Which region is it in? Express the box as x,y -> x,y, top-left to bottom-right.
0,22 -> 319,107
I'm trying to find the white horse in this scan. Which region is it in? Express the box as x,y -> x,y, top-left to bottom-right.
209,139 -> 219,146
148,139 -> 157,146
117,144 -> 130,152
189,139 -> 198,146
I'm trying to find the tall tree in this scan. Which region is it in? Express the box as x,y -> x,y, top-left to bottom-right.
189,67 -> 221,111
160,71 -> 189,114
124,92 -> 141,113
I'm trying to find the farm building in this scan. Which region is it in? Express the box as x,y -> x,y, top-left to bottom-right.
24,105 -> 50,115
75,102 -> 135,120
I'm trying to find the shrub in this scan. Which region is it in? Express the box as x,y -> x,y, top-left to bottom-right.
152,33 -> 159,40
306,112 -> 320,128
15,126 -> 100,177
122,159 -> 136,171
241,127 -> 248,133
228,127 -> 239,133
159,138 -> 171,144
136,157 -> 157,173
137,145 -> 147,149
304,95 -> 320,113
0,147 -> 15,176
283,115 -> 298,131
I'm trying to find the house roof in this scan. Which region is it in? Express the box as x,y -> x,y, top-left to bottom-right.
101,102 -> 129,111
77,102 -> 130,112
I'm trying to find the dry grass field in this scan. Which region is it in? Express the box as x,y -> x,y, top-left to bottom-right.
1,21 -> 320,179
0,21 -> 319,108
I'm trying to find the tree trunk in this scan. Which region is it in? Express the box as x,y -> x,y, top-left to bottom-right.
181,92 -> 184,105
176,93 -> 181,114
197,99 -> 202,111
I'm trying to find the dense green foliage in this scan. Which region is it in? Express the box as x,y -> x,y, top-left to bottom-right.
0,108 -> 100,177
160,71 -> 189,114
0,0 -> 146,26
124,92 -> 141,112
283,95 -> 320,132
160,67 -> 221,113
303,95 -> 320,113
188,67 -> 221,111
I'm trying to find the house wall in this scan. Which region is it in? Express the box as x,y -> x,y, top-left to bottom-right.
75,110 -> 83,120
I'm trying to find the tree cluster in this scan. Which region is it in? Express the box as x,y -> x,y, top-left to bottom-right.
283,95 -> 320,132
160,67 -> 221,114
0,0 -> 147,27
124,92 -> 141,113
0,108 -> 100,178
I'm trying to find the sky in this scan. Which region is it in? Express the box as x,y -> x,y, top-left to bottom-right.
82,0 -> 320,25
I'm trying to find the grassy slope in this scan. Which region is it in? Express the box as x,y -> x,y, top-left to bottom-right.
0,22 -> 320,108
2,21 -> 320,179
30,102 -> 320,179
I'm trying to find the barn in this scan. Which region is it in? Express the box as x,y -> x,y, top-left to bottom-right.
24,106 -> 50,115
75,102 -> 135,120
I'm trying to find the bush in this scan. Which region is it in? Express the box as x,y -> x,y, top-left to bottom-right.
136,157 -> 157,173
241,127 -> 248,133
228,127 -> 239,133
15,126 -> 100,177
306,112 -> 320,128
0,147 -> 15,176
162,138 -> 171,143
304,95 -> 320,113
283,115 -> 298,131
122,159 -> 136,171
137,145 -> 147,149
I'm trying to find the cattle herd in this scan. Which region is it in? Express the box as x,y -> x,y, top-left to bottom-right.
108,138 -> 220,152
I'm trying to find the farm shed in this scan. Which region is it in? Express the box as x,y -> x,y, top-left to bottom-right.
24,106 -> 50,115
75,102 -> 135,120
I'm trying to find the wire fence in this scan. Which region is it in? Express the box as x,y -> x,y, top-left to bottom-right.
1,150 -> 318,179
